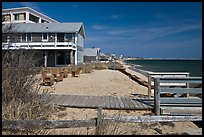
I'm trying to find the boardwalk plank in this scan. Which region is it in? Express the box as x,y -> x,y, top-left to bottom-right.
51,94 -> 62,104
73,96 -> 83,107
101,96 -> 106,108
124,97 -> 135,109
87,96 -> 95,108
110,96 -> 117,108
62,95 -> 75,107
51,94 -> 155,110
68,95 -> 79,106
133,98 -> 150,109
60,95 -> 72,105
113,96 -> 120,109
121,97 -> 130,109
117,97 -> 125,109
57,95 -> 68,105
92,96 -> 100,107
129,99 -> 140,108
105,96 -> 111,108
131,99 -> 151,110
80,96 -> 90,107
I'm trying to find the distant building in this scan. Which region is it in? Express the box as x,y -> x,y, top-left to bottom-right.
99,53 -> 112,62
83,48 -> 100,62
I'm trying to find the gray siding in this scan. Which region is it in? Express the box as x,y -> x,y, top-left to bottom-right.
77,34 -> 84,47
83,48 -> 99,56
77,50 -> 84,63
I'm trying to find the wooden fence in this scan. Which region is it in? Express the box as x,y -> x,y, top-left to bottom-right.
2,107 -> 202,131
147,72 -> 190,98
153,77 -> 202,115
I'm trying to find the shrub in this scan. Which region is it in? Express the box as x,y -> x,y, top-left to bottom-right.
2,50 -> 55,135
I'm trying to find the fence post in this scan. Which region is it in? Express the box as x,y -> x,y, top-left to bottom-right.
186,74 -> 190,97
154,77 -> 161,115
95,106 -> 102,135
148,73 -> 152,98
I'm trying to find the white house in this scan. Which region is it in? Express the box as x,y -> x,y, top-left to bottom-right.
2,23 -> 86,66
2,7 -> 86,67
2,7 -> 59,24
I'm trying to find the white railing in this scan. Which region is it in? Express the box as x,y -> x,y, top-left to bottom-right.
153,77 -> 202,115
2,42 -> 77,50
147,72 -> 190,98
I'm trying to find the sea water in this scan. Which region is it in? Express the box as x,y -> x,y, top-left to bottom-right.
124,59 -> 202,77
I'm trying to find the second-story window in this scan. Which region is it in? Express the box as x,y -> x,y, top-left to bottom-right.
2,14 -> 11,22
22,33 -> 26,42
27,33 -> 32,42
64,33 -> 73,42
14,14 -> 20,20
42,33 -> 48,41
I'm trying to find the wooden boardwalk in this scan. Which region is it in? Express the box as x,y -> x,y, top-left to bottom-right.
44,94 -> 153,110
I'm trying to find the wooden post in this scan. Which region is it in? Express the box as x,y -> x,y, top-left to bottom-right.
44,51 -> 48,67
148,73 -> 152,98
186,74 -> 190,97
154,78 -> 160,115
95,107 -> 102,135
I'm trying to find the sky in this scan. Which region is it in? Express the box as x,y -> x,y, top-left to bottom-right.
2,2 -> 202,59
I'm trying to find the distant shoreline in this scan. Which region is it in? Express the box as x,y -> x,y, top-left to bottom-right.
121,58 -> 202,77
122,58 -> 202,61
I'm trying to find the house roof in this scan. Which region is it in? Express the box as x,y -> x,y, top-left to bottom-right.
3,23 -> 86,38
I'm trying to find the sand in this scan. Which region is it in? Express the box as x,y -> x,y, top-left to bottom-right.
45,69 -> 148,96
39,64 -> 200,135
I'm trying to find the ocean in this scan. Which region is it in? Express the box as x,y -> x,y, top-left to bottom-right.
124,59 -> 202,77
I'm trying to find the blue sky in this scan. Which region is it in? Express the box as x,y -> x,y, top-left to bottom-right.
2,2 -> 202,59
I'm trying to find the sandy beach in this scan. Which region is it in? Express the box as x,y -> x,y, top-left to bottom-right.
39,63 -> 200,135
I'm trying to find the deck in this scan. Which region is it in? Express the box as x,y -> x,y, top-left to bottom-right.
44,94 -> 153,110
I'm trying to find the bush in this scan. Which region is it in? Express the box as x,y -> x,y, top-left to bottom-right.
2,50 -> 55,135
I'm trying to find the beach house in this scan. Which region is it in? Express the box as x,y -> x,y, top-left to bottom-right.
2,7 -> 59,24
2,23 -> 86,66
2,7 -> 85,66
83,47 -> 100,62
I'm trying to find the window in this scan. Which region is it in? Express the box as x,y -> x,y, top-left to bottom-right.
19,13 -> 26,20
14,13 -> 26,21
42,19 -> 49,23
56,51 -> 66,65
27,33 -> 32,42
42,33 -> 48,41
14,14 -> 20,20
22,33 -> 26,41
29,14 -> 39,23
2,35 -> 8,42
64,33 -> 73,42
2,14 -> 11,21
